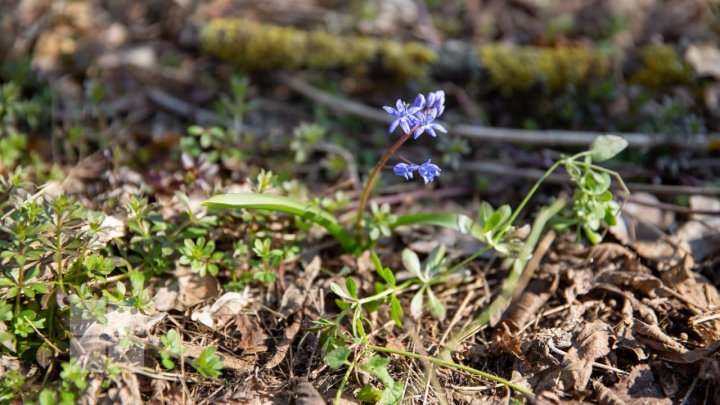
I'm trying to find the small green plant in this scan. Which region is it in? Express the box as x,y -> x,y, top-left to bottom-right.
178,236 -> 225,277
159,329 -> 187,369
190,346 -> 224,378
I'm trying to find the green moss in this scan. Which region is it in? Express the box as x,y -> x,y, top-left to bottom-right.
200,18 -> 436,79
479,45 -> 610,93
629,44 -> 693,88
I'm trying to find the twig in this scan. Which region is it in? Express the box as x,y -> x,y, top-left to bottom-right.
277,74 -> 717,150
464,161 -> 720,197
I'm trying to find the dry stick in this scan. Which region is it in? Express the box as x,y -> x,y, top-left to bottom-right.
277,74 -> 716,150
464,161 -> 720,198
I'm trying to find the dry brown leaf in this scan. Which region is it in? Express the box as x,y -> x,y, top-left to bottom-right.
492,320 -> 524,359
559,320 -> 612,393
588,243 -> 635,266
190,290 -> 252,330
279,256 -> 321,317
266,257 -> 321,369
69,309 -> 166,364
504,272 -> 558,329
234,314 -> 268,354
595,271 -> 663,295
265,313 -> 302,369
660,253 -> 720,309
153,264 -> 220,312
632,320 -> 687,355
631,237 -> 692,272
603,364 -> 671,405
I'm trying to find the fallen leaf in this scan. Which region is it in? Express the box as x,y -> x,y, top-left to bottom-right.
602,364 -> 671,405
234,314 -> 268,354
632,320 -> 687,355
279,256 -> 321,317
595,271 -> 663,295
660,253 -> 720,309
153,264 -> 220,312
559,320 -> 612,393
68,309 -> 166,365
190,290 -> 252,329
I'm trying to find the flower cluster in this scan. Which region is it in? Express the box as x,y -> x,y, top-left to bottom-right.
383,90 -> 447,184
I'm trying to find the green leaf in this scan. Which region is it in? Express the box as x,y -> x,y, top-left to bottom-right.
392,212 -> 474,233
381,383 -> 405,405
589,135 -> 628,162
402,249 -> 422,280
345,278 -> 358,299
190,346 -> 223,378
357,385 -> 382,403
325,346 -> 351,369
203,193 -> 357,253
330,282 -> 352,301
479,201 -> 494,224
425,244 -> 446,271
426,288 -> 446,321
410,288 -> 424,319
390,295 -> 403,327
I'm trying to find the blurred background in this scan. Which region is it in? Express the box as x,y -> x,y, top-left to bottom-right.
1,0 -> 719,205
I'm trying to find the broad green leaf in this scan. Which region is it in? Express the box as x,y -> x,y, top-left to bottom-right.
402,249 -> 422,280
426,288 -> 446,321
357,385 -> 382,403
479,201 -> 494,225
324,346 -> 351,369
589,135 -> 628,162
381,382 -> 405,405
203,193 -> 357,253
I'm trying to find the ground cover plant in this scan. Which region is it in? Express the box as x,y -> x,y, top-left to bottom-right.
2,1 -> 720,404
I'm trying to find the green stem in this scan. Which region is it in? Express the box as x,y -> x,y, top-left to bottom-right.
494,151 -> 587,243
335,360 -> 356,405
355,130 -> 414,245
443,198 -> 566,354
367,345 -> 533,397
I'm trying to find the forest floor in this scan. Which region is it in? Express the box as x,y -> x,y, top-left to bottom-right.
1,0 -> 720,404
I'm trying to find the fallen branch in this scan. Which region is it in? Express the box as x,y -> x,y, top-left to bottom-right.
278,74 -> 717,151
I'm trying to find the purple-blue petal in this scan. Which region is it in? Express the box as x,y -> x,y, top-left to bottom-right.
389,119 -> 399,133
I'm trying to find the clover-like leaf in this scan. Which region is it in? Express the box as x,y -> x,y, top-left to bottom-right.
590,135 -> 628,162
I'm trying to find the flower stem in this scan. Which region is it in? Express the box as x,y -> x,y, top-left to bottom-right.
355,130 -> 414,245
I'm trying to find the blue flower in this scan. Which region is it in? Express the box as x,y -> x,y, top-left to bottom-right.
418,160 -> 441,184
383,99 -> 419,134
413,109 -> 447,139
393,163 -> 418,180
413,90 -> 446,118
426,90 -> 445,117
